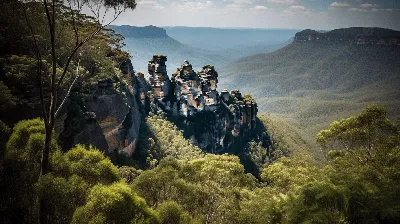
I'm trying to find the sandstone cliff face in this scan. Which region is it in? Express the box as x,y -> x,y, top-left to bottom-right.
59,60 -> 145,156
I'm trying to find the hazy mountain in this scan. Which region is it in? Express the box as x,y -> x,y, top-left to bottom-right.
219,27 -> 400,146
111,25 -> 229,73
163,26 -> 300,50
111,25 -> 293,74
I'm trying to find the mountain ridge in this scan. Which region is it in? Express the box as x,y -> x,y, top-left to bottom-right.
219,27 -> 400,152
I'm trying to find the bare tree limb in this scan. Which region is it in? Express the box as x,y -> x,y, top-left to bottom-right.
55,59 -> 80,117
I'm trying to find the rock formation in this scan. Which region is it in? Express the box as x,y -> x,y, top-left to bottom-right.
58,54 -> 259,156
59,60 -> 143,157
147,55 -> 258,153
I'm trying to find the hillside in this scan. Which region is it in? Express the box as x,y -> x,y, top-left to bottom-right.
219,27 -> 400,150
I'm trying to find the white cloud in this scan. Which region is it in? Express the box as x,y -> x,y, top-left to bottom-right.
231,0 -> 253,4
360,3 -> 376,9
254,5 -> 269,10
349,7 -> 366,12
266,0 -> 300,5
137,0 -> 165,9
172,0 -> 214,11
290,5 -> 306,10
330,2 -> 350,8
224,0 -> 254,11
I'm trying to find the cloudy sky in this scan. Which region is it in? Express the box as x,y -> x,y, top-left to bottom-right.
112,0 -> 400,30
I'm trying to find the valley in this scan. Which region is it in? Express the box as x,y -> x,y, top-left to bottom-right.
1,0 -> 400,221
111,25 -> 294,74
113,25 -> 400,156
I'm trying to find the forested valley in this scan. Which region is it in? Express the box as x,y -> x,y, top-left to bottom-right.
1,0 -> 399,223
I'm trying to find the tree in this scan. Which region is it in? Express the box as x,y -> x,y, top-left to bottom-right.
18,1 -> 136,222
22,0 -> 136,177
156,201 -> 194,224
72,182 -> 160,224
314,105 -> 400,223
1,118 -> 59,222
317,104 -> 396,160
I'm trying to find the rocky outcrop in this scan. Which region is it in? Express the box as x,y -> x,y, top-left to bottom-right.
58,54 -> 260,156
59,60 -> 144,157
294,27 -> 400,45
146,56 -> 258,153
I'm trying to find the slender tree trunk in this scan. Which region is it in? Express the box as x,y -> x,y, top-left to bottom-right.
40,1 -> 56,222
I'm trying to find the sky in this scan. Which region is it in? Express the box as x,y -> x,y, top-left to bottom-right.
109,0 -> 400,30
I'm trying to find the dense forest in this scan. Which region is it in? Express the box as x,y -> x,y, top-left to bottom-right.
1,0 -> 399,223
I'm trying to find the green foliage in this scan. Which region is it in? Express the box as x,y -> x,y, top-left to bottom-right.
246,141 -> 269,171
118,166 -> 142,184
52,144 -> 120,186
317,104 -> 396,153
1,118 -> 59,222
0,0 -> 132,126
130,105 -> 399,223
134,115 -> 203,168
285,181 -> 348,224
261,154 -> 323,192
5,118 -> 58,163
132,155 -> 257,223
0,120 -> 11,158
0,81 -> 17,114
36,174 -> 89,224
156,201 -> 193,224
72,182 -> 159,224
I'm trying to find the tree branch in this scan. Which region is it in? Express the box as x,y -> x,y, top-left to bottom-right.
55,60 -> 80,117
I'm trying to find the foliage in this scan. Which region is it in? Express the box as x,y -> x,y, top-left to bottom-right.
261,154 -> 323,192
0,81 -> 17,115
156,201 -> 194,224
52,144 -> 120,186
317,104 -> 396,153
1,118 -> 58,222
36,174 -> 89,224
0,0 -> 132,126
134,115 -> 204,168
132,105 -> 400,223
132,155 -> 257,223
72,182 -> 159,224
1,122 -> 156,223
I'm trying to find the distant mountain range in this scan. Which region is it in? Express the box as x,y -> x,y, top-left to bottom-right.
110,25 -> 295,74
163,26 -> 300,50
219,27 -> 400,148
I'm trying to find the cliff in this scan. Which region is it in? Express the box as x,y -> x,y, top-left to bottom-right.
294,27 -> 400,45
110,25 -> 169,39
145,55 -> 259,153
57,54 -> 262,156
58,60 -> 148,157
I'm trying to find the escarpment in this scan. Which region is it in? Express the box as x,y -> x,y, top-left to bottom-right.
294,27 -> 400,45
58,54 -> 263,156
58,60 -> 147,156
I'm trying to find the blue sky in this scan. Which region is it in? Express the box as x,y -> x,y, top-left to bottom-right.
112,0 -> 400,30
